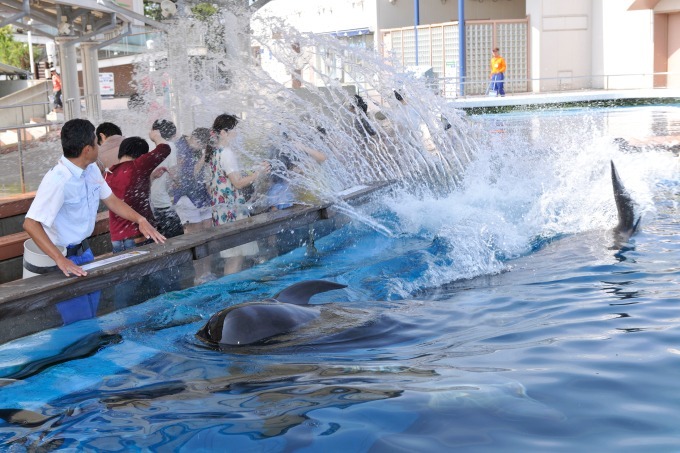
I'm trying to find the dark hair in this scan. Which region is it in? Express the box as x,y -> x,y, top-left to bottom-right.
205,114 -> 239,162
95,122 -> 122,145
127,93 -> 147,111
394,90 -> 404,102
354,94 -> 368,114
211,113 -> 239,133
190,127 -> 211,148
118,136 -> 149,159
493,47 -> 500,52
270,146 -> 294,185
152,119 -> 177,140
61,119 -> 95,158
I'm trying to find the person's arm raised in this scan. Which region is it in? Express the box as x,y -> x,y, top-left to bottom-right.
227,161 -> 271,189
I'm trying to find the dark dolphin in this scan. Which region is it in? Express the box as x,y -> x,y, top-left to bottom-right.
196,280 -> 347,346
611,160 -> 641,243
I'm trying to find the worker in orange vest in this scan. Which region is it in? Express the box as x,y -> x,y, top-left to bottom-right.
489,47 -> 506,97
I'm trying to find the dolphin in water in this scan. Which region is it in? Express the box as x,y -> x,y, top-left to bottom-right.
196,280 -> 347,346
611,160 -> 641,243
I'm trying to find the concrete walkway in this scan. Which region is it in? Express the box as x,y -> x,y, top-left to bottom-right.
449,88 -> 680,110
100,88 -> 680,113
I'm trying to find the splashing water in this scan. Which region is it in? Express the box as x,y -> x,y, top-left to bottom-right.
105,7 -> 480,217
98,8 -> 678,293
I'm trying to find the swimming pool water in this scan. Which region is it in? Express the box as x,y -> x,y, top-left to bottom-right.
0,105 -> 679,451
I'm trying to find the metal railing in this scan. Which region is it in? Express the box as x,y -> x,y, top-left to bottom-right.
0,120 -> 61,194
437,72 -> 680,99
0,82 -> 53,127
0,100 -> 53,129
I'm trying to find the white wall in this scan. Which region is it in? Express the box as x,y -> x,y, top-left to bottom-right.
377,0 -> 526,30
668,13 -> 680,87
257,0 -> 376,33
260,0 -> 527,33
655,0 -> 680,13
598,1 -> 654,89
526,0 -> 593,91
527,0 -> 659,91
254,0 -> 378,87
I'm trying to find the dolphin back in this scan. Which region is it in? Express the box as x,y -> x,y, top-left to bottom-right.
196,280 -> 346,346
197,302 -> 320,346
274,280 -> 347,305
611,160 -> 640,239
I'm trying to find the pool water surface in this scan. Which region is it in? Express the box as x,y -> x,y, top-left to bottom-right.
0,105 -> 679,452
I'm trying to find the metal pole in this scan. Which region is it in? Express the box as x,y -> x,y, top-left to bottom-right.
414,0 -> 420,66
458,0 -> 466,97
17,128 -> 26,193
27,19 -> 35,79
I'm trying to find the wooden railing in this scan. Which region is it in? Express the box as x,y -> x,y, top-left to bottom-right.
0,183 -> 390,344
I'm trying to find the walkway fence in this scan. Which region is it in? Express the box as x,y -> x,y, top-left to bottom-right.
438,72 -> 680,99
382,18 -> 530,97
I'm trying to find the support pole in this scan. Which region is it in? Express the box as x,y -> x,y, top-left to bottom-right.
166,26 -> 193,134
27,20 -> 35,79
414,0 -> 420,66
80,42 -> 102,123
55,37 -> 81,120
458,0 -> 466,97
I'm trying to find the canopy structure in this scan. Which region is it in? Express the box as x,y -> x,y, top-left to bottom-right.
0,62 -> 32,78
0,0 -> 274,121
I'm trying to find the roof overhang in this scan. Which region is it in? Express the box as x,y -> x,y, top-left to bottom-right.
628,0 -> 661,11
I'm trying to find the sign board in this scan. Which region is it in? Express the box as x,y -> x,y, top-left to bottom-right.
99,72 -> 115,96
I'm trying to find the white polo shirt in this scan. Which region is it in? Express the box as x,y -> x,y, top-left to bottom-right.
26,156 -> 112,247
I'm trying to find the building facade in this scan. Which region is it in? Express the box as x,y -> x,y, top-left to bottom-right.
256,0 -> 680,94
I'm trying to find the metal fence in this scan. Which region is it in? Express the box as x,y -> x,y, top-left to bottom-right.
382,18 -> 530,97
0,82 -> 53,128
437,72 -> 679,99
0,118 -> 61,195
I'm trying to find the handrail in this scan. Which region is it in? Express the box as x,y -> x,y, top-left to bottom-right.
0,121 -> 60,133
437,71 -> 679,98
0,101 -> 53,110
0,121 -> 61,195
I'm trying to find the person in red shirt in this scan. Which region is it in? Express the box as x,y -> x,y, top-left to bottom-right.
51,69 -> 62,111
106,129 -> 170,253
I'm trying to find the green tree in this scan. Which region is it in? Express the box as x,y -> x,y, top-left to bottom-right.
191,3 -> 218,21
0,26 -> 36,71
144,0 -> 163,21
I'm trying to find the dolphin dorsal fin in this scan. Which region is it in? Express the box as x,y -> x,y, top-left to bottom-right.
274,280 -> 347,305
610,161 -> 638,236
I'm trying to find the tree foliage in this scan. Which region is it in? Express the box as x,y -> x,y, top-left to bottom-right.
144,0 -> 164,21
191,3 -> 218,21
0,26 -> 36,71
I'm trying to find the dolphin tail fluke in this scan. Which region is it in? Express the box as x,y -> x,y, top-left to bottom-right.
611,160 -> 640,237
275,280 -> 347,305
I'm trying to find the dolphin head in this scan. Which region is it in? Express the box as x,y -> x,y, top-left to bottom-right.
196,280 -> 347,347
